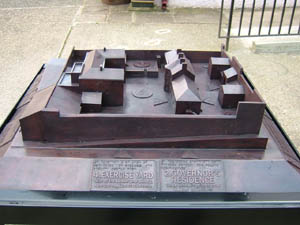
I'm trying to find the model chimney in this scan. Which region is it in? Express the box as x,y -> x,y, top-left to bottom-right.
182,62 -> 187,71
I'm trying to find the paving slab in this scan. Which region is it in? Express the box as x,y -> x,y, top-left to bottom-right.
75,5 -> 108,24
0,6 -> 79,125
61,22 -> 222,58
134,11 -> 174,24
108,3 -> 130,12
253,40 -> 300,53
0,0 -> 82,8
85,0 -> 107,6
108,11 -> 133,23
173,8 -> 220,24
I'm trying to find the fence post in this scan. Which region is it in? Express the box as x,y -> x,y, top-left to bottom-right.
226,0 -> 235,51
218,0 -> 224,38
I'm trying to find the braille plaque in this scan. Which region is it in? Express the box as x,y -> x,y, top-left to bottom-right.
160,160 -> 225,192
92,160 -> 157,191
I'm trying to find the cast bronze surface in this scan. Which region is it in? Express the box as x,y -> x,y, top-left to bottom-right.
160,160 -> 225,192
0,158 -> 299,192
133,61 -> 152,68
80,92 -> 103,113
132,88 -> 153,99
218,84 -> 245,108
221,67 -> 238,84
92,159 -> 157,191
0,48 -> 300,193
18,48 -> 267,144
126,60 -> 159,78
208,57 -> 231,79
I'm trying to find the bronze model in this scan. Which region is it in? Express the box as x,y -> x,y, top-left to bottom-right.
1,46 -> 299,193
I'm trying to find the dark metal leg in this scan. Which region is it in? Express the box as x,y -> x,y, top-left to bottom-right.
226,37 -> 230,51
226,0 -> 235,51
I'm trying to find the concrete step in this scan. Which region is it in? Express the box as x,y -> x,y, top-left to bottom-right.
252,40 -> 300,53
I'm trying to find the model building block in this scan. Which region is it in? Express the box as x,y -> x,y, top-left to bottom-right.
218,84 -> 245,108
79,67 -> 124,106
83,49 -> 126,72
81,92 -> 102,113
221,67 -> 238,84
172,75 -> 202,114
208,57 -> 231,79
165,49 -> 181,64
164,50 -> 201,114
6,46 -> 300,195
70,62 -> 84,83
101,49 -> 126,69
164,52 -> 195,92
18,48 -> 266,150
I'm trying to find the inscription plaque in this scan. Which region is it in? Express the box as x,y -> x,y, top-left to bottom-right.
92,160 -> 157,191
160,160 -> 225,192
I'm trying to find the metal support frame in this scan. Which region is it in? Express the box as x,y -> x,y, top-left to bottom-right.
1,60 -> 300,224
0,207 -> 300,225
219,0 -> 300,50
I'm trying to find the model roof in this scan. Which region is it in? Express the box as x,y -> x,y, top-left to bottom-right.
98,49 -> 126,59
165,49 -> 178,65
79,67 -> 125,81
168,61 -> 195,81
164,50 -> 195,81
83,50 -> 104,73
83,49 -> 126,74
172,75 -> 201,102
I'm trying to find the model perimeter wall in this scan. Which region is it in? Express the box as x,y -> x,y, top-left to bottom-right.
21,102 -> 265,142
